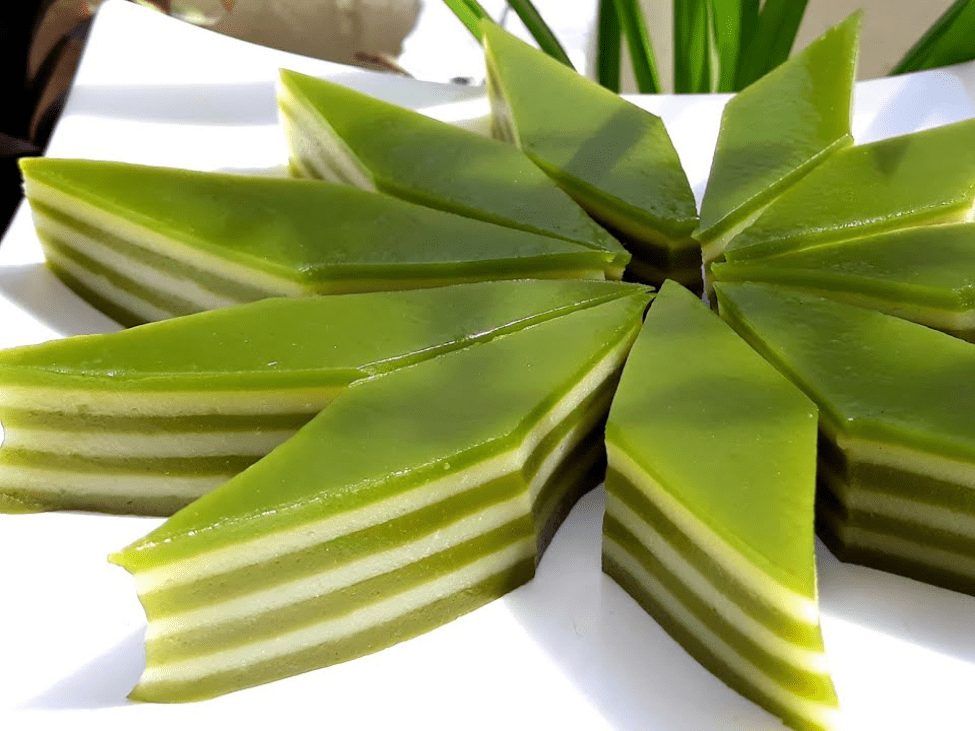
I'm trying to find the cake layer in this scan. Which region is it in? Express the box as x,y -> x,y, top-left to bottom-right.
724,118 -> 975,263
21,158 -> 624,325
696,14 -> 859,262
111,290 -> 649,701
603,281 -> 835,731
480,23 -> 698,286
716,281 -> 975,593
712,222 -> 975,338
0,280 -> 645,514
277,68 -> 629,266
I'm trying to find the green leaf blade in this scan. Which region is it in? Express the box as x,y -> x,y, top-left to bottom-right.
596,0 -> 623,92
505,0 -> 576,69
442,0 -> 491,41
673,0 -> 711,93
614,0 -> 661,93
735,0 -> 809,88
893,0 -> 975,75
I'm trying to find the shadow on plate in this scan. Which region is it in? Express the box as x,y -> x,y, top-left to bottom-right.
20,627 -> 145,710
817,542 -> 975,665
0,263 -> 120,338
502,487 -> 782,731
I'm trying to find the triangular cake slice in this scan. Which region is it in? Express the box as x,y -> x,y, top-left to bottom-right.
696,14 -> 859,267
109,292 -> 649,702
20,158 -> 625,326
603,281 -> 837,731
481,23 -> 699,289
716,282 -> 975,597
712,222 -> 975,339
724,118 -> 975,263
0,279 -> 645,515
277,69 -> 628,264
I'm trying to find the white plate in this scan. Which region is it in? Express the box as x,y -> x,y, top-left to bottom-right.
4,3 -> 975,729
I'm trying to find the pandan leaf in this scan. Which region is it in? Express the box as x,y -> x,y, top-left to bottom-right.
596,0 -> 623,91
735,0 -> 808,88
673,0 -> 711,93
506,0 -> 575,69
893,0 -> 975,75
614,0 -> 661,93
442,0 -> 491,41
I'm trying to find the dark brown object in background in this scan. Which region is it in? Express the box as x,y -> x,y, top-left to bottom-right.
1,0 -> 93,238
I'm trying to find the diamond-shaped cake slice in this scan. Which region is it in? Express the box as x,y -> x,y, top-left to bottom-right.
20,158 -> 624,326
696,14 -> 859,267
110,291 -> 650,702
716,281 -> 975,597
277,68 -> 628,267
481,23 -> 699,289
603,281 -> 837,731
0,279 -> 644,515
712,222 -> 975,339
724,118 -> 975,263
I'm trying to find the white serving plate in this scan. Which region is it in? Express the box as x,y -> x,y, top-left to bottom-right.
3,3 -> 975,729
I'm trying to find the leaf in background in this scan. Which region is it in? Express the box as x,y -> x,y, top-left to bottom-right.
707,0 -> 758,92
735,0 -> 808,89
673,0 -> 711,93
614,0 -> 661,93
506,0 -> 575,69
596,0 -> 622,92
893,0 -> 975,75
442,0 -> 492,41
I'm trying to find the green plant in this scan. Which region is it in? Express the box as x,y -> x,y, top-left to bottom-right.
446,0 -> 975,93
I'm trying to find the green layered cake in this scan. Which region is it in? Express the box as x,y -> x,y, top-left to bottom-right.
110,291 -> 649,702
712,222 -> 975,339
0,279 -> 644,515
277,69 -> 629,270
602,282 -> 837,731
480,23 -> 699,289
696,14 -> 859,268
20,158 -> 624,326
716,282 -> 975,597
724,118 -> 975,263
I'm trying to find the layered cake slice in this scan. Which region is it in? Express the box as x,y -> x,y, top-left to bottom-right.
716,282 -> 975,597
696,14 -> 859,268
20,158 -> 624,326
603,281 -> 837,731
712,222 -> 975,339
724,118 -> 975,263
0,279 -> 644,515
110,291 -> 650,702
277,68 -> 629,268
480,23 -> 699,289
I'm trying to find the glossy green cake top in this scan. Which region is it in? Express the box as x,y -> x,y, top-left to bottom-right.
606,281 -> 818,595
481,23 -> 697,243
712,222 -> 975,312
114,292 -> 650,567
277,69 -> 625,255
715,281 -> 975,460
696,14 -> 859,245
724,117 -> 975,262
0,279 -> 645,390
20,158 -> 625,282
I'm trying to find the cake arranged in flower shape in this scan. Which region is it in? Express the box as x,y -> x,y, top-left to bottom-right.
724,117 -> 975,263
109,291 -> 649,702
717,281 -> 975,598
696,13 -> 859,272
603,281 -> 836,731
712,222 -> 975,340
277,68 -> 629,271
0,279 -> 644,515
480,22 -> 699,290
20,158 -> 626,326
